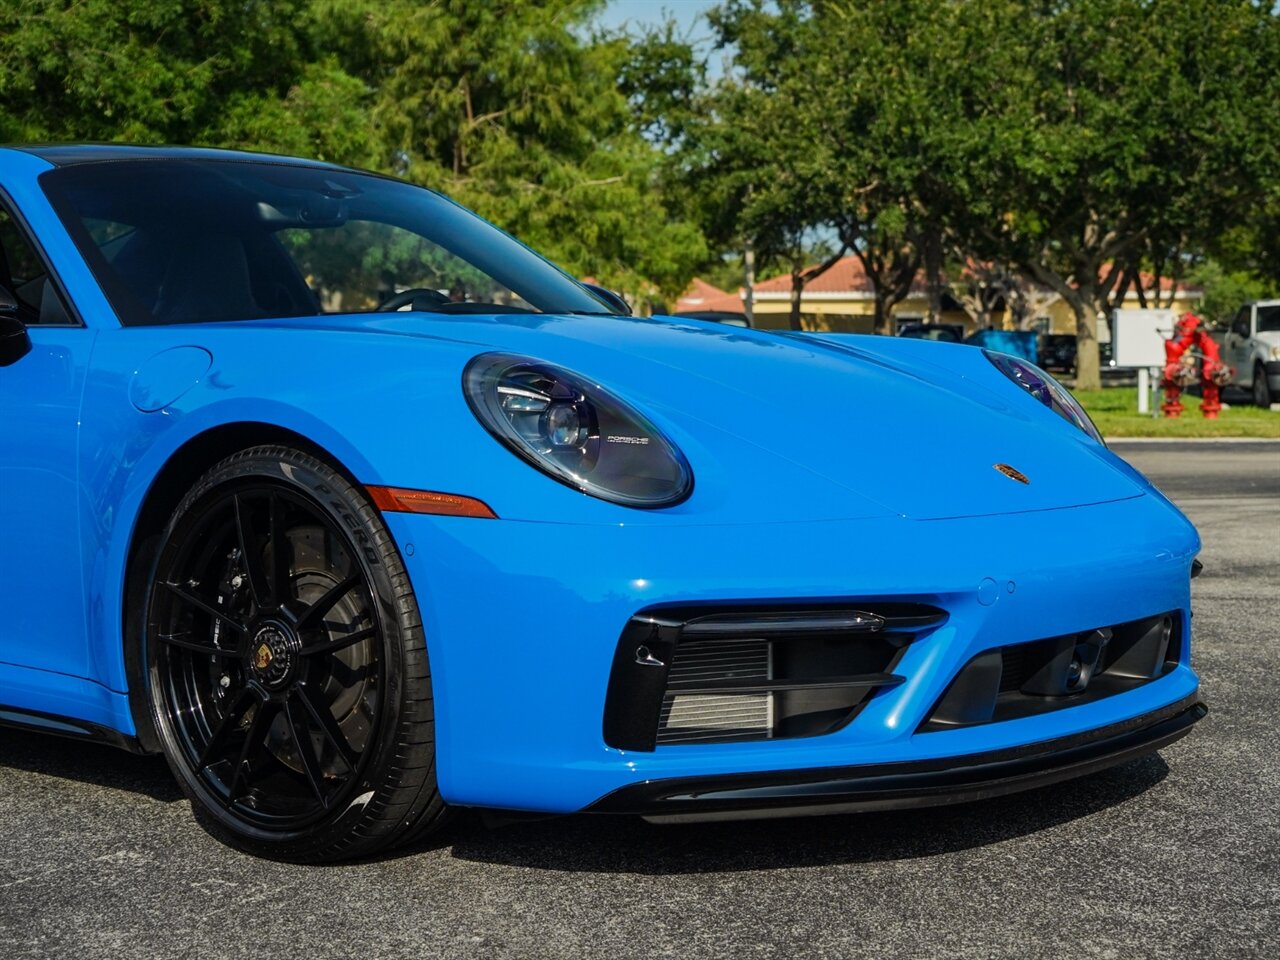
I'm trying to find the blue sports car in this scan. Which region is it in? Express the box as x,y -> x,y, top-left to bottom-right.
0,145 -> 1205,862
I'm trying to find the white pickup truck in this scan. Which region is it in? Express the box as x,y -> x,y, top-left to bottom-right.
1221,300 -> 1280,407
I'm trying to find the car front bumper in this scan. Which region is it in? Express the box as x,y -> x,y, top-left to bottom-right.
588,694 -> 1206,820
382,490 -> 1202,815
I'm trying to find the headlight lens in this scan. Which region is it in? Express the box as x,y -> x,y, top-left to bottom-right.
463,353 -> 693,508
984,350 -> 1105,444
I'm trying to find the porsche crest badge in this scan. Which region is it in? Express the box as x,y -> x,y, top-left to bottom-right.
993,463 -> 1030,484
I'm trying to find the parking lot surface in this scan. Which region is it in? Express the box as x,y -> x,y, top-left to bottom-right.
1,440 -> 1277,960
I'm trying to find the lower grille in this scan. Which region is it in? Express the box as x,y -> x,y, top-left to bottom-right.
657,639 -> 772,745
999,643 -> 1034,692
921,611 -> 1184,732
603,602 -> 948,751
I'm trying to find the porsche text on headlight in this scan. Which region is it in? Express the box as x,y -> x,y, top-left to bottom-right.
984,350 -> 1105,443
463,352 -> 693,508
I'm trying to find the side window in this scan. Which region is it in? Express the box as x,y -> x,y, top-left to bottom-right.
1256,305 -> 1280,334
0,203 -> 74,326
1231,307 -> 1251,338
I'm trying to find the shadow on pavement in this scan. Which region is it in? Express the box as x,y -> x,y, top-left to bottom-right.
0,727 -> 182,802
0,728 -> 1170,873
443,753 -> 1170,874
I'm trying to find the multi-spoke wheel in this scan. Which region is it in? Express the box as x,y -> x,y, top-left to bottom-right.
144,446 -> 445,861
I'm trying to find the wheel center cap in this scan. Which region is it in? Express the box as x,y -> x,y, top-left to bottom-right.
248,622 -> 298,689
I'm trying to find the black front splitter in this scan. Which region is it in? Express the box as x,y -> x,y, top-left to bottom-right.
585,694 -> 1206,822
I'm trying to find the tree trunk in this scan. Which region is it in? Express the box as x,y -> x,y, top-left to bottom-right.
1072,291 -> 1103,391
923,227 -> 944,324
1133,276 -> 1149,309
1017,256 -> 1106,390
743,239 -> 756,326
874,292 -> 892,335
848,238 -> 917,337
789,270 -> 804,331
783,246 -> 846,332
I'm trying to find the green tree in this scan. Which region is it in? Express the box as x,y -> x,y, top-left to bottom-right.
315,0 -> 705,299
678,0 -> 956,333
0,0 -> 372,161
0,0 -> 705,301
648,0 -> 1280,367
951,0 -> 1280,388
815,0 -> 949,332
1187,259 -> 1278,328
660,0 -> 854,330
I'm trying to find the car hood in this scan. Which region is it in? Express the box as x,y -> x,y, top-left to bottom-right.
238,312 -> 1144,521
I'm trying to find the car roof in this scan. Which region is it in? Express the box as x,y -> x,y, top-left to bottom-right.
7,143 -> 348,171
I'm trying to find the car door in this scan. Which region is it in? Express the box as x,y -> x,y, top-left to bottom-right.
0,196 -> 96,680
1226,306 -> 1254,385
1254,305 -> 1280,371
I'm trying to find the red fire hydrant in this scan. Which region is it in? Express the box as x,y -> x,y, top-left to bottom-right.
1199,329 -> 1232,420
1161,313 -> 1234,419
1161,314 -> 1198,418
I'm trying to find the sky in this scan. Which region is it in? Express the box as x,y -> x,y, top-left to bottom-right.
595,0 -> 726,78
596,0 -> 716,40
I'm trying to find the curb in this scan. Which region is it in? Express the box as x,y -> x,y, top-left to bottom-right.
1105,437 -> 1280,444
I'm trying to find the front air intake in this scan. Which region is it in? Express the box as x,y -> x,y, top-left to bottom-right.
920,611 -> 1184,732
657,638 -> 773,745
604,602 -> 948,751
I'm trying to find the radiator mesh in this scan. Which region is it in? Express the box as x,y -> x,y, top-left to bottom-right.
656,639 -> 772,745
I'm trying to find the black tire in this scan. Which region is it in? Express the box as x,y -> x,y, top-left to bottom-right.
1253,363 -> 1273,408
142,445 -> 447,861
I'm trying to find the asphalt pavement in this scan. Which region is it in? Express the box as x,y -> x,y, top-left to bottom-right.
1,441 -> 1277,959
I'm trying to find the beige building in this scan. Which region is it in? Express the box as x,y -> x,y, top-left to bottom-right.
675,256 -> 1202,337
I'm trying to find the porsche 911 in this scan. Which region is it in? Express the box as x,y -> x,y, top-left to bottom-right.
0,145 -> 1205,861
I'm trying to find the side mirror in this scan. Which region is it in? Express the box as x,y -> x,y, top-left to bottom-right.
582,283 -> 632,316
0,290 -> 32,366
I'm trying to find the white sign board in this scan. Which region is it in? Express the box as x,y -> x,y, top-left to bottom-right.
1112,308 -> 1175,368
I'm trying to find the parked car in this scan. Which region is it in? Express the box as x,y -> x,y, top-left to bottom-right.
0,144 -> 1205,862
897,321 -> 964,342
1022,335 -> 1128,382
1040,334 -> 1076,373
965,329 -> 1039,364
1218,301 -> 1280,406
671,309 -> 751,327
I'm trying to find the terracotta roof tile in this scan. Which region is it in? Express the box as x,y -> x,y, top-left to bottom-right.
676,258 -> 1200,311
675,278 -> 745,313
752,256 -> 928,296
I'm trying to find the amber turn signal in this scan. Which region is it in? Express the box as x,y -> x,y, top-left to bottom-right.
366,485 -> 498,519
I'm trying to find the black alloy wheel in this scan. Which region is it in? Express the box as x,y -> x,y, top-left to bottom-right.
144,446 -> 446,861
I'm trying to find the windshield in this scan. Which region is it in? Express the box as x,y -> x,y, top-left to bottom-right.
1257,304 -> 1280,334
39,159 -> 619,326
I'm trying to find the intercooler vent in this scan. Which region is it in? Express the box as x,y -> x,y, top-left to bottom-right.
656,639 -> 772,745
603,601 -> 948,751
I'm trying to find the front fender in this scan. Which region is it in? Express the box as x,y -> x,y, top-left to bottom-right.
80,327 -> 446,695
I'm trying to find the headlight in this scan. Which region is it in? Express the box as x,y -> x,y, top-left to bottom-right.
984,350 -> 1105,444
1269,345 -> 1280,361
463,353 -> 693,508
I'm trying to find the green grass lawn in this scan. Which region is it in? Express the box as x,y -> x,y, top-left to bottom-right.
1072,386 -> 1280,438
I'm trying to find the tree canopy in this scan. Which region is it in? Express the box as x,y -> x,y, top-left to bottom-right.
0,0 -> 704,299
1,0 -> 1278,373
640,0 -> 1280,385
